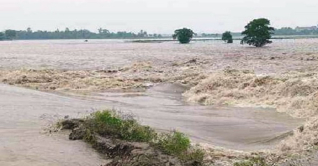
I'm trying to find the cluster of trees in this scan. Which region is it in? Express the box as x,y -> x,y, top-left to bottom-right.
173,18 -> 275,47
275,27 -> 318,35
0,30 -> 18,40
1,18 -> 295,47
0,28 -> 163,40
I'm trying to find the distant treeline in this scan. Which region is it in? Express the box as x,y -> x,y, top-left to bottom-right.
202,27 -> 318,37
1,26 -> 318,40
0,28 -> 164,40
274,27 -> 318,35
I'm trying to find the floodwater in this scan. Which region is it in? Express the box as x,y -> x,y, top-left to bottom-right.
0,82 -> 302,165
87,83 -> 302,150
0,39 -> 315,165
0,39 -> 318,74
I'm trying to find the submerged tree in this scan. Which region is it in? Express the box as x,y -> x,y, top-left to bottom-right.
172,28 -> 195,44
222,31 -> 233,43
241,18 -> 275,47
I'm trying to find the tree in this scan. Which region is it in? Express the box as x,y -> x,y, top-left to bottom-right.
172,28 -> 195,44
241,18 -> 275,47
222,31 -> 233,43
27,27 -> 32,33
5,30 -> 17,40
0,32 -> 5,40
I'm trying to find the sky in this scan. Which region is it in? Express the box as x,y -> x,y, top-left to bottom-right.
0,0 -> 317,34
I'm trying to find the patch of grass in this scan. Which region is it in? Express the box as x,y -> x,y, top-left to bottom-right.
73,110 -> 205,164
155,131 -> 205,164
156,131 -> 191,156
234,157 -> 269,166
86,110 -> 157,142
179,148 -> 206,164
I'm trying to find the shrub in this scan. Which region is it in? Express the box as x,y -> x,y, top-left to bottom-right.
156,131 -> 191,156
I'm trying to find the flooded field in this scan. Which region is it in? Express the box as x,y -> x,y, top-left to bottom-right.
1,39 -> 318,165
0,39 -> 318,73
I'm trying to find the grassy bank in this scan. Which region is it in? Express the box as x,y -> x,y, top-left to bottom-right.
60,110 -> 205,165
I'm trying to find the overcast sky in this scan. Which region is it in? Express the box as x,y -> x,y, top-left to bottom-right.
0,0 -> 317,33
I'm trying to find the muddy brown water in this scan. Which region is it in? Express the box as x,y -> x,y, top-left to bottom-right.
88,83 -> 302,150
0,83 -> 302,165
0,39 -> 314,165
1,39 -> 318,74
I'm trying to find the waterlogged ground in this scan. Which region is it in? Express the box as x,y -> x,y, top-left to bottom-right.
1,39 -> 318,165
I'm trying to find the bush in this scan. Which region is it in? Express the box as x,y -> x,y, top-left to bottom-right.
156,131 -> 191,156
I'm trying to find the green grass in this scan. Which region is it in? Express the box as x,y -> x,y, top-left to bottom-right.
234,157 -> 269,166
156,131 -> 191,156
80,110 -> 205,164
86,110 -> 157,142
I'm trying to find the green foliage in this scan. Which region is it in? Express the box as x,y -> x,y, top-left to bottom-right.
234,157 -> 269,166
241,18 -> 275,47
275,26 -> 318,35
155,132 -> 205,164
65,110 -> 205,165
87,110 -> 157,142
179,148 -> 205,164
5,30 -> 17,40
173,28 -> 195,44
0,32 -> 4,40
222,31 -> 233,43
5,28 -> 163,40
156,131 -> 191,156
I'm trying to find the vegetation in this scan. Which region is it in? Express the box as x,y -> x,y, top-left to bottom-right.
63,110 -> 205,164
4,30 -> 17,40
85,110 -> 157,142
173,28 -> 195,44
0,32 -> 4,40
0,28 -> 163,40
234,157 -> 269,166
222,31 -> 233,43
275,26 -> 318,35
156,131 -> 191,156
241,18 -> 275,47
